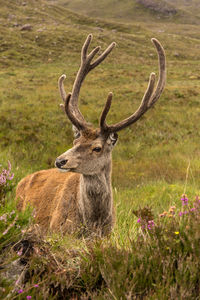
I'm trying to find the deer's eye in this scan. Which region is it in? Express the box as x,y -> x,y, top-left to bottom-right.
92,147 -> 102,153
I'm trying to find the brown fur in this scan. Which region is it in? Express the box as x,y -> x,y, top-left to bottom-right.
16,169 -> 81,233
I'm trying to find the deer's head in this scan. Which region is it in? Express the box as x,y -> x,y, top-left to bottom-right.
55,34 -> 166,175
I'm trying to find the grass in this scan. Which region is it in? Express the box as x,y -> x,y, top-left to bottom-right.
1,0 -> 200,298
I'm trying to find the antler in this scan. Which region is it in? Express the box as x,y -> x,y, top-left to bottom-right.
100,38 -> 166,134
58,34 -> 116,131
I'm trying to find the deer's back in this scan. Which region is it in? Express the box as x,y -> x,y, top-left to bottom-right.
16,168 -> 81,232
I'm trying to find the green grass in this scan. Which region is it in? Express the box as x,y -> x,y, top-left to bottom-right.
1,0 -> 200,298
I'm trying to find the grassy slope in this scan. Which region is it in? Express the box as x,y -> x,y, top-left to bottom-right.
167,0 -> 200,18
58,0 -> 200,24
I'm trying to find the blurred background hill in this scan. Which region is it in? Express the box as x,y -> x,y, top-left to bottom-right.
57,0 -> 200,24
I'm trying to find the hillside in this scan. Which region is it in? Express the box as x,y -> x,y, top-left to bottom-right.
167,0 -> 200,18
57,0 -> 200,24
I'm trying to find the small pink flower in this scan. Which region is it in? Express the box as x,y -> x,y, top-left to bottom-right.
3,229 -> 8,235
18,289 -> 23,294
34,284 -> 39,287
0,213 -> 7,222
17,249 -> 23,256
27,296 -> 32,300
190,208 -> 196,212
147,220 -> 155,230
181,194 -> 188,206
137,218 -> 141,223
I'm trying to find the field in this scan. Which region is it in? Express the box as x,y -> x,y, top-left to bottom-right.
1,0 -> 200,298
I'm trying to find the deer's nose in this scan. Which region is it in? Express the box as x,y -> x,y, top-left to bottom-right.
55,158 -> 68,168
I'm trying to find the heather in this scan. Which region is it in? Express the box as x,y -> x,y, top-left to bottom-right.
1,175 -> 200,298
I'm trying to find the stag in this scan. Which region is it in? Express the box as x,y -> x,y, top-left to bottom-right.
16,34 -> 166,236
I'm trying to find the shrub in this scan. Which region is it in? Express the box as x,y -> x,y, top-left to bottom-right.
0,161 -> 14,205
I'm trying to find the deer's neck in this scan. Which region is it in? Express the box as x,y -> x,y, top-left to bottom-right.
79,162 -> 113,235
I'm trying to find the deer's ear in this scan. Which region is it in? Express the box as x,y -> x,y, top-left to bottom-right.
107,132 -> 118,146
72,125 -> 80,139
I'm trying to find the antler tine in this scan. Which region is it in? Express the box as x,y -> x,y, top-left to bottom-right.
58,74 -> 69,113
147,38 -> 166,107
58,74 -> 67,102
64,93 -> 86,131
90,42 -> 116,70
102,73 -> 156,133
99,38 -> 166,134
81,34 -> 93,61
100,92 -> 113,132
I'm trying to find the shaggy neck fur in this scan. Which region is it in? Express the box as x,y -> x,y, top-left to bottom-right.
79,160 -> 113,235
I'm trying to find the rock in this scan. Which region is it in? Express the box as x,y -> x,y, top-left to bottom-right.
173,52 -> 180,57
20,24 -> 32,31
136,0 -> 177,16
96,27 -> 103,32
189,75 -> 198,80
13,23 -> 20,27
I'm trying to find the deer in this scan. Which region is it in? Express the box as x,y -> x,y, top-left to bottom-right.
16,34 -> 166,237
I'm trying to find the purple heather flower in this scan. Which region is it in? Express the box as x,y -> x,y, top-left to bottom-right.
0,213 -> 7,222
190,208 -> 196,212
0,161 -> 14,185
27,296 -> 32,300
34,284 -> 39,288
17,249 -> 23,256
181,194 -> 188,206
147,220 -> 155,230
0,174 -> 6,185
18,289 -> 23,294
137,218 -> 141,223
179,212 -> 183,217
